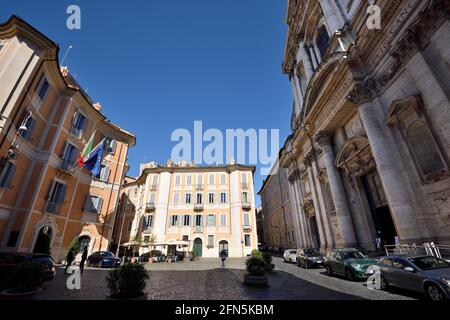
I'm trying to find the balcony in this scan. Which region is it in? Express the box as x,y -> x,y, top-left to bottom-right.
194,203 -> 204,212
243,225 -> 252,232
145,202 -> 155,212
45,201 -> 61,214
242,202 -> 251,211
196,184 -> 204,190
193,226 -> 203,233
142,227 -> 153,234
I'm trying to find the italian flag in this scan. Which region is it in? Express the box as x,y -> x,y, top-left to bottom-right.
76,132 -> 95,167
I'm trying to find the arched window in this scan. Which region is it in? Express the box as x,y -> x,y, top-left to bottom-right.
406,120 -> 446,177
316,25 -> 330,58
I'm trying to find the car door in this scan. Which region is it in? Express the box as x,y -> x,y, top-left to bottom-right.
392,258 -> 422,292
378,258 -> 396,285
90,252 -> 99,264
334,252 -> 345,275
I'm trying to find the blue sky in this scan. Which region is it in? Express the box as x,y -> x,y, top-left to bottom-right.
0,0 -> 292,204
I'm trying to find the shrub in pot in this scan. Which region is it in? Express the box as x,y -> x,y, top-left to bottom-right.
1,262 -> 44,298
243,255 -> 268,286
263,252 -> 275,272
106,263 -> 149,300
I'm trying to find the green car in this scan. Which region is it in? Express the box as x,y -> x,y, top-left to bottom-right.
325,248 -> 378,281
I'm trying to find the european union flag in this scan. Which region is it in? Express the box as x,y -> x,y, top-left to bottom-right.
83,140 -> 104,177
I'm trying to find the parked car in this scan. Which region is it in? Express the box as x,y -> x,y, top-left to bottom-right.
325,248 -> 377,280
283,249 -> 298,263
377,255 -> 450,300
0,252 -> 56,282
86,251 -> 121,268
296,248 -> 325,268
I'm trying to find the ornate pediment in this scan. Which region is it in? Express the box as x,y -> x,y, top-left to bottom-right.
303,199 -> 315,218
335,136 -> 375,176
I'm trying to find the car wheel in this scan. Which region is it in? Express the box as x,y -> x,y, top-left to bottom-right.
326,265 -> 333,276
426,284 -> 445,301
297,260 -> 301,267
380,276 -> 389,291
345,268 -> 354,281
98,260 -> 103,268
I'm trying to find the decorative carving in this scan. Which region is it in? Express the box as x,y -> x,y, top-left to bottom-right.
303,199 -> 315,218
315,131 -> 333,147
346,79 -> 379,105
288,168 -> 301,183
317,168 -> 328,181
336,136 -> 375,177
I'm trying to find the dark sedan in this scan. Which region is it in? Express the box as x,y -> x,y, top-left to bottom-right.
377,255 -> 450,300
0,252 -> 56,282
86,251 -> 121,268
296,248 -> 325,268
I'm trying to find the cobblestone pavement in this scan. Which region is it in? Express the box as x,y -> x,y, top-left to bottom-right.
35,257 -> 421,300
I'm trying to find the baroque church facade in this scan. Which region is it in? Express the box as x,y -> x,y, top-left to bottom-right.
278,0 -> 450,252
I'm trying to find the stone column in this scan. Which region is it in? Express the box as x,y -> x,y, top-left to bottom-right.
315,131 -> 357,247
299,41 -> 314,81
347,81 -> 421,241
318,0 -> 345,34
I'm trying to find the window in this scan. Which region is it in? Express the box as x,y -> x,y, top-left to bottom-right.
37,77 -> 49,101
185,193 -> 191,204
220,214 -> 226,227
221,174 -> 226,185
70,110 -> 87,137
197,175 -> 203,188
220,192 -> 227,204
392,258 -> 409,269
61,142 -> 79,170
242,192 -> 248,202
173,192 -> 180,204
18,112 -> 35,141
316,25 -> 330,58
45,181 -> 67,214
208,193 -> 215,204
196,193 -> 203,204
84,195 -> 103,213
195,215 -> 202,227
209,174 -> 214,185
97,165 -> 110,182
183,215 -> 191,226
148,193 -> 155,204
0,161 -> 16,189
379,259 -> 393,267
407,120 -> 447,177
186,175 -> 192,185
182,235 -> 189,242
6,231 -> 19,248
103,137 -> 117,154
144,215 -> 153,229
152,175 -> 158,186
175,175 -> 181,185
170,215 -> 179,227
207,214 -> 216,226
207,235 -> 214,247
244,234 -> 251,247
243,213 -> 250,227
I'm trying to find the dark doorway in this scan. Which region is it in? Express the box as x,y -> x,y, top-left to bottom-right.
219,240 -> 229,257
193,238 -> 202,257
362,171 -> 397,246
309,216 -> 321,251
33,226 -> 52,254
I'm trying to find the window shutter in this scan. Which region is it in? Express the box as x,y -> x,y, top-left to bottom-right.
60,142 -> 68,158
25,118 -> 36,140
97,197 -> 103,214
72,111 -> 79,127
58,184 -> 67,204
110,140 -> 117,153
80,115 -> 87,132
4,164 -> 16,188
84,195 -> 91,212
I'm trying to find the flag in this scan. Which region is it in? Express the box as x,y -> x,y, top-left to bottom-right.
76,132 -> 95,167
82,139 -> 105,176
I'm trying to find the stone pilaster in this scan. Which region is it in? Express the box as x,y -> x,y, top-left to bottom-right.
315,131 -> 357,247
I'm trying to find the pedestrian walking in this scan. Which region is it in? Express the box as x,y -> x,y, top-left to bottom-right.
79,247 -> 88,274
221,251 -> 226,267
65,249 -> 74,274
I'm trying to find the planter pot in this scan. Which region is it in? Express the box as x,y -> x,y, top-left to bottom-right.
107,292 -> 148,300
264,264 -> 275,272
0,287 -> 43,300
243,274 -> 268,286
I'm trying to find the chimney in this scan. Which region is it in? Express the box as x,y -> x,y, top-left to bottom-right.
93,102 -> 102,112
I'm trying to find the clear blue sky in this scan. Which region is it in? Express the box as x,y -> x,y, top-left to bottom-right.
0,0 -> 293,204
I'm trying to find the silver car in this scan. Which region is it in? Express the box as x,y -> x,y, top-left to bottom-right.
377,255 -> 450,300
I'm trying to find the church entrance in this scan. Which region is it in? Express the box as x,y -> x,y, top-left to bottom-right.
362,171 -> 397,247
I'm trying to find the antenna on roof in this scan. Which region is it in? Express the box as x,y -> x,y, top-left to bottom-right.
61,45 -> 73,65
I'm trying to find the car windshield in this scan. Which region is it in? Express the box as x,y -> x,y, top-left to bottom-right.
409,257 -> 450,271
289,250 -> 297,254
100,252 -> 113,257
304,249 -> 320,256
342,251 -> 366,260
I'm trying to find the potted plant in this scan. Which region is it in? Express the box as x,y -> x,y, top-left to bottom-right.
106,263 -> 149,300
243,250 -> 268,286
1,262 -> 44,299
263,252 -> 275,272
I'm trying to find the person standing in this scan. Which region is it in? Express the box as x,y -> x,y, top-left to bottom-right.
79,247 -> 88,274
65,250 -> 74,275
220,251 -> 226,267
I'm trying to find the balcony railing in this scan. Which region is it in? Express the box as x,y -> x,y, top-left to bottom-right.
145,202 -> 156,212
193,226 -> 203,233
70,126 -> 82,138
243,225 -> 252,232
45,201 -> 61,214
194,203 -> 204,211
196,184 -> 204,190
60,159 -> 75,171
242,202 -> 251,210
